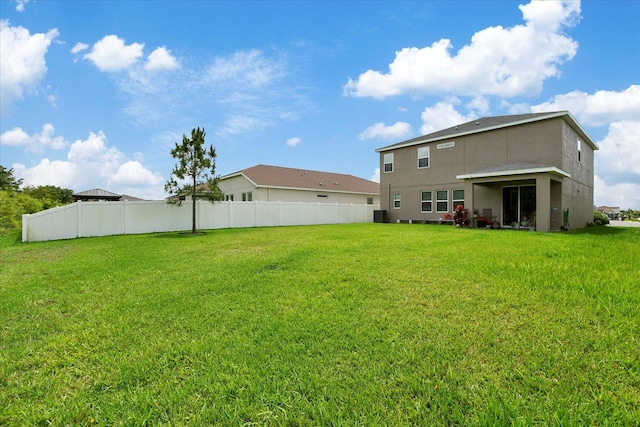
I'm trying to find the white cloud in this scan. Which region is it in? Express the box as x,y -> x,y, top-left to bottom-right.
0,20 -> 59,111
466,96 -> 490,116
420,101 -> 477,134
371,168 -> 380,183
215,116 -> 273,139
206,49 -> 285,88
286,137 -> 301,147
595,120 -> 640,182
594,176 -> 640,210
84,35 -> 144,72
112,161 -> 163,186
343,0 -> 579,99
0,123 -> 67,153
531,85 -> 640,127
14,0 -> 29,12
70,42 -> 89,54
358,122 -> 413,141
12,130 -> 164,198
145,46 -> 179,72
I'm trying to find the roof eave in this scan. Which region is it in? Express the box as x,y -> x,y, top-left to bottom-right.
376,111 -> 599,152
456,166 -> 571,180
255,184 -> 379,195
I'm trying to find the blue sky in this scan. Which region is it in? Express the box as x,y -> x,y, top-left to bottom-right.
1,0 -> 639,208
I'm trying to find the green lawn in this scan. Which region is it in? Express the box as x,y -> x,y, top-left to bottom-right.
1,224 -> 638,426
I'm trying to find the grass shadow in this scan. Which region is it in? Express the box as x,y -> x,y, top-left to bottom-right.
152,231 -> 209,239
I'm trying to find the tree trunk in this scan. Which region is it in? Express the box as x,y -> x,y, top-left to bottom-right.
192,173 -> 197,233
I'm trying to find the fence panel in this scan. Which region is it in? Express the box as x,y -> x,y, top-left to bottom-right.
22,200 -> 379,242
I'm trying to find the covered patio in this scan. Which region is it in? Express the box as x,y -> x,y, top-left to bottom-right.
457,163 -> 569,232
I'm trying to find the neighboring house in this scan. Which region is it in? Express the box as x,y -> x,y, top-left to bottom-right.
596,206 -> 620,219
376,111 -> 598,232
217,164 -> 380,205
73,188 -> 145,202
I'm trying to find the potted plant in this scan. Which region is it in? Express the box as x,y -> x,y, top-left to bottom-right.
529,211 -> 536,231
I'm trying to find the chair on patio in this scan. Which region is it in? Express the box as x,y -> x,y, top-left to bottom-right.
476,209 -> 496,227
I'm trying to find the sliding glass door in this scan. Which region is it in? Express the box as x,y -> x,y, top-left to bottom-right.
502,185 -> 536,225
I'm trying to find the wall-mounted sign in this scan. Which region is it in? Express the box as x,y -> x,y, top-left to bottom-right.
437,141 -> 455,149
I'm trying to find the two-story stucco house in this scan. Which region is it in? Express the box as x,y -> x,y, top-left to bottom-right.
376,111 -> 598,232
218,164 -> 380,205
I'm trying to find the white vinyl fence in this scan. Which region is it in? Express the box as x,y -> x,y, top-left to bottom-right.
22,200 -> 380,242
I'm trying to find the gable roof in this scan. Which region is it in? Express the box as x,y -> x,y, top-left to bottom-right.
220,164 -> 379,195
376,111 -> 598,152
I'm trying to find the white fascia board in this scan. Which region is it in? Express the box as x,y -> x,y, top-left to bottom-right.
456,166 -> 571,180
220,172 -> 259,187
564,111 -> 599,150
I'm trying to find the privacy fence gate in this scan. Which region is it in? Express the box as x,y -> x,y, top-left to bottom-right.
22,200 -> 379,242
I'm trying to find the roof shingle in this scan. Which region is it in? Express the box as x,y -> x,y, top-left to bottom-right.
222,164 -> 379,194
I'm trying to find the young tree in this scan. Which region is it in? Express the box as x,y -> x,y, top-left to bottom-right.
164,127 -> 222,233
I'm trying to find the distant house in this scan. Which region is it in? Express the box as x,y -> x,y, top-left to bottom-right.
596,206 -> 620,219
376,111 -> 598,231
72,188 -> 145,202
217,164 -> 380,205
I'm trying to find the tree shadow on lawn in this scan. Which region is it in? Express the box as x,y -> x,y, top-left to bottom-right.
152,231 -> 209,239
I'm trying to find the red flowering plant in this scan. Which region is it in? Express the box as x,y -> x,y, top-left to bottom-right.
453,204 -> 470,226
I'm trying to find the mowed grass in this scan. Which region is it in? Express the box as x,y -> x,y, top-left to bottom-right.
1,224 -> 638,426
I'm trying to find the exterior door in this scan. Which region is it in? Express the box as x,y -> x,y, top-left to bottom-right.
503,185 -> 536,225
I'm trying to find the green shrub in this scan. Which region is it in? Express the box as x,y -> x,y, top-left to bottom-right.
594,210 -> 610,225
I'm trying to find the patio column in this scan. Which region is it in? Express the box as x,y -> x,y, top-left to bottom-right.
464,180 -> 474,227
536,175 -> 551,232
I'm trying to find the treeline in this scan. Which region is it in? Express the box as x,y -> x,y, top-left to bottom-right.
1,166 -> 73,232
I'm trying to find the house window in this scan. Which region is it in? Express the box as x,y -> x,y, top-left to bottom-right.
418,146 -> 430,169
436,190 -> 448,212
452,189 -> 464,208
393,192 -> 401,209
577,139 -> 582,162
225,194 -> 234,201
421,191 -> 432,212
366,197 -> 373,205
384,153 -> 394,173
242,192 -> 253,201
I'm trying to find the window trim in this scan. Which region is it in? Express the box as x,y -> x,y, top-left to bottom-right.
421,191 -> 432,213
436,190 -> 448,213
417,146 -> 430,169
393,192 -> 401,209
384,153 -> 394,173
452,189 -> 464,209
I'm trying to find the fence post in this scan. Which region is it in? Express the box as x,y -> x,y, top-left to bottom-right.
77,200 -> 82,238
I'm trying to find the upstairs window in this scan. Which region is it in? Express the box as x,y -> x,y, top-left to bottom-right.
418,146 -> 430,168
436,190 -> 448,212
421,191 -> 432,212
384,153 -> 394,173
577,139 -> 582,162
